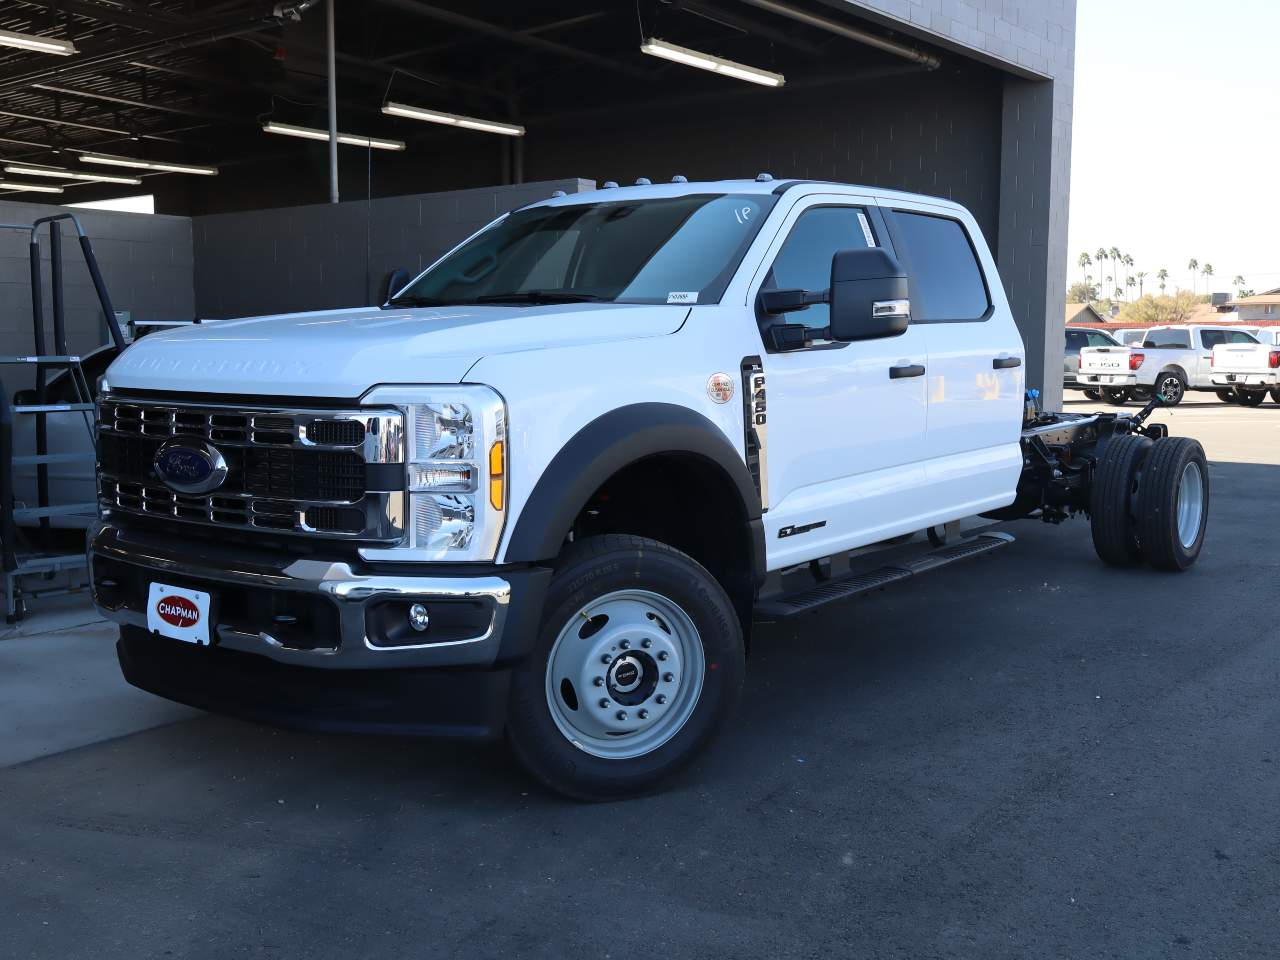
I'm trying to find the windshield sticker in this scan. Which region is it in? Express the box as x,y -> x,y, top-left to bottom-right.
857,211 -> 876,247
667,291 -> 699,305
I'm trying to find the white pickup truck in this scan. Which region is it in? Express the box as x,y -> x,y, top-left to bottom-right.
88,177 -> 1210,799
1078,324 -> 1264,405
1210,340 -> 1280,405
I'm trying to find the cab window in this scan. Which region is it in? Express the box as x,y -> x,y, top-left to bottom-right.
892,211 -> 990,322
763,206 -> 874,333
1145,329 -> 1191,349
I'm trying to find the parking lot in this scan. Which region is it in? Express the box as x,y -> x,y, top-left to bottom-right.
2,394 -> 1277,960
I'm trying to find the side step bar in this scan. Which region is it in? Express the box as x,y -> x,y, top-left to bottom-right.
754,532 -> 1015,620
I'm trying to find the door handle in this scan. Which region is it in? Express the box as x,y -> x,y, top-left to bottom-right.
992,356 -> 1022,369
889,363 -> 926,379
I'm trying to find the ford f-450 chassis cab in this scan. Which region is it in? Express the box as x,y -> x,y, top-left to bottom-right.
89,178 -> 1210,799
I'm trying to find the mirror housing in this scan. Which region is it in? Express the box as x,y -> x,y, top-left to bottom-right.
827,247 -> 910,342
383,268 -> 413,304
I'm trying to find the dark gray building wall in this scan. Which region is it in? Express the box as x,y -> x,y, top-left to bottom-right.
191,179 -> 593,319
0,200 -> 193,391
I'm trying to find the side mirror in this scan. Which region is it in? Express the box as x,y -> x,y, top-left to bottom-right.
383,268 -> 413,304
827,248 -> 910,342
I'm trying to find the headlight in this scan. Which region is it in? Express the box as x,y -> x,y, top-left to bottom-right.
359,385 -> 506,562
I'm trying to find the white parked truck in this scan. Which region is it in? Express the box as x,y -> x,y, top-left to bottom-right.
1078,324 -> 1264,405
88,178 -> 1210,799
1210,340 -> 1280,405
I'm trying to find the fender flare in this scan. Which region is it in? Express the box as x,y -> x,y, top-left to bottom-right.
503,402 -> 764,581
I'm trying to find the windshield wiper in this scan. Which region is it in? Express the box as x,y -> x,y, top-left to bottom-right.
384,295 -> 452,308
475,290 -> 607,305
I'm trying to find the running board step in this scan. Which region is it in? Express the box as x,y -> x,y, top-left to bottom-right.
754,532 -> 1015,620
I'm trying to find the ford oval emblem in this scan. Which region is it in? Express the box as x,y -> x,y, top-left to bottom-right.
153,439 -> 228,495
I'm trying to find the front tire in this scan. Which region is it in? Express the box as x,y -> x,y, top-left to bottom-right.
1137,437 -> 1209,571
506,535 -> 745,801
1090,434 -> 1152,566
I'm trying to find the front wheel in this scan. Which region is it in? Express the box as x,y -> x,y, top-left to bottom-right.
506,535 -> 745,801
1101,387 -> 1131,406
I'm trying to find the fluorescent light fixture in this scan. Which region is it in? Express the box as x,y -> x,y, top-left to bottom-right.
0,180 -> 64,194
262,121 -> 406,151
382,101 -> 525,137
4,164 -> 142,185
0,28 -> 77,56
79,153 -> 219,176
640,37 -> 784,87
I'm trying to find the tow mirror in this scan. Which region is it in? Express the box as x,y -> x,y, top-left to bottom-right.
383,268 -> 413,304
827,247 -> 910,342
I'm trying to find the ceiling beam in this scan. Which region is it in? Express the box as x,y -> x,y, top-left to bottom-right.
29,81 -> 246,125
367,0 -> 649,80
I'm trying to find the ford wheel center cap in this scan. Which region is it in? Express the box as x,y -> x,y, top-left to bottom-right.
154,439 -> 228,495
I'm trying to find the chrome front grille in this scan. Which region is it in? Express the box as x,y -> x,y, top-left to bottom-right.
97,396 -> 405,541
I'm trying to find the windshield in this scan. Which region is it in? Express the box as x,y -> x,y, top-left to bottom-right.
390,193 -> 776,308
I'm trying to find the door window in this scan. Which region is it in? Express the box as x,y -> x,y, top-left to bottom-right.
893,212 -> 990,321
1065,330 -> 1087,352
764,206 -> 874,333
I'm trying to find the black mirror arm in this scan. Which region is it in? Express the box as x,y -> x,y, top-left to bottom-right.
759,287 -> 830,315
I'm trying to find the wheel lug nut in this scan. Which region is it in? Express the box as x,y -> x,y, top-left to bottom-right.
616,710 -> 628,721
599,698 -> 610,709
663,672 -> 674,683
657,651 -> 669,661
620,639 -> 630,649
638,709 -> 649,720
655,694 -> 667,704
641,638 -> 652,649
600,654 -> 611,664
593,676 -> 604,687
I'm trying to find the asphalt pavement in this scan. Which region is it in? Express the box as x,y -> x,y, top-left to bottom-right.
2,393 -> 1277,959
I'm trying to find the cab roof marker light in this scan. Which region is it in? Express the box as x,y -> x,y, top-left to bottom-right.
0,180 -> 64,194
262,121 -> 406,151
0,28 -> 77,56
4,164 -> 142,185
641,38 -> 785,88
381,101 -> 524,137
79,153 -> 219,176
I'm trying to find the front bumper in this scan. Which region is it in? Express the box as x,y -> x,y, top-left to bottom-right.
1078,372 -> 1138,387
89,521 -> 551,737
1211,373 -> 1279,387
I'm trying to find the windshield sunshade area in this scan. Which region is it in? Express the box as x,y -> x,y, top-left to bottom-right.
390,193 -> 777,308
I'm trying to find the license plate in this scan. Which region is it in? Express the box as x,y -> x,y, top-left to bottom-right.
147,582 -> 211,645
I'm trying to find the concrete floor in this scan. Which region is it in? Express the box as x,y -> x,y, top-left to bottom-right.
1,394 -> 1277,959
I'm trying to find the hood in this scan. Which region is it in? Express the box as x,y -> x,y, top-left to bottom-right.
104,302 -> 689,399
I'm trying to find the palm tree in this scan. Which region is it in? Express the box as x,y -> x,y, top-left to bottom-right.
1136,271 -> 1147,297
1109,247 -> 1122,285
1233,274 -> 1247,298
1202,263 -> 1214,295
1157,268 -> 1169,295
1122,253 -> 1134,292
1078,252 -> 1092,284
1126,276 -> 1136,299
1187,258 -> 1199,294
1114,286 -> 1124,302
1096,248 -> 1109,280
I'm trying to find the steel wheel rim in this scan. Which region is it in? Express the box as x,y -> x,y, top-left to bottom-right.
545,589 -> 705,760
1176,460 -> 1205,548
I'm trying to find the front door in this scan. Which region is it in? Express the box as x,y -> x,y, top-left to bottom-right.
750,195 -> 931,570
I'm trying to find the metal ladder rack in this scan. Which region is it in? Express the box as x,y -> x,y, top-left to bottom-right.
1,213 -> 126,623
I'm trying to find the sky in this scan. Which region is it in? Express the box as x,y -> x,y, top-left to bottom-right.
1067,0 -> 1279,298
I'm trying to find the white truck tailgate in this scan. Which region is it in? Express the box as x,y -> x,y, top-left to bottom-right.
1078,346 -> 1132,375
1212,343 -> 1275,374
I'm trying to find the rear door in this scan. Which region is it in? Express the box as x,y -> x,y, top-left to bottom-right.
881,200 -> 1024,520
